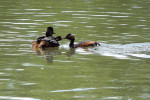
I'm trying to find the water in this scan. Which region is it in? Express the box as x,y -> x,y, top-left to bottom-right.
0,0 -> 150,100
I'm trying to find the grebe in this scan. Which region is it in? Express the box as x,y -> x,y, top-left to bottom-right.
64,33 -> 100,48
32,27 -> 62,49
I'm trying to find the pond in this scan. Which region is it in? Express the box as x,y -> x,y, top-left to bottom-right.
0,0 -> 150,100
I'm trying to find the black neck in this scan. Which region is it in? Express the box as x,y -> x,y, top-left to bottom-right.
69,39 -> 75,48
46,32 -> 52,37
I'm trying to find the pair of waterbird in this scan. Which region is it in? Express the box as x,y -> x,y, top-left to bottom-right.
32,27 -> 100,49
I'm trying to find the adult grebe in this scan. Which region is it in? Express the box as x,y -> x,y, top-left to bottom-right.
32,27 -> 62,49
64,33 -> 100,48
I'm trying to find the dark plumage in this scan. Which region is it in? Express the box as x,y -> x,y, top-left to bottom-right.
64,33 -> 100,48
32,27 -> 62,49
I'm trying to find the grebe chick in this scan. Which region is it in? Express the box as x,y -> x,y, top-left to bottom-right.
64,33 -> 100,48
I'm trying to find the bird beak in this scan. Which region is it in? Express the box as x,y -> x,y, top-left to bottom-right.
63,37 -> 67,39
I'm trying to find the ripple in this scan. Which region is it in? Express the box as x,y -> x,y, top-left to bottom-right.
100,12 -> 132,15
27,31 -> 38,33
0,79 -> 10,81
119,24 -> 128,25
100,52 -> 129,59
20,82 -> 36,85
34,15 -> 54,17
53,23 -> 70,27
54,60 -> 75,63
73,17 -> 90,19
137,25 -> 146,27
0,96 -> 40,100
91,42 -> 150,59
37,13 -> 57,14
2,25 -> 13,27
139,20 -> 146,22
10,27 -> 33,30
55,21 -> 74,23
12,23 -> 37,25
79,22 -> 88,23
143,28 -> 149,30
3,68 -> 24,71
11,13 -> 23,14
73,95 -> 86,98
101,23 -> 111,25
107,27 -> 115,29
4,54 -> 21,56
0,22 -> 12,24
102,87 -> 122,89
126,35 -> 139,37
15,69 -> 24,71
121,33 -> 130,35
43,22 -> 54,24
72,14 -> 87,15
132,6 -> 143,9
85,26 -> 95,28
0,39 -> 33,42
76,48 -> 94,55
50,88 -> 96,93
33,20 -> 45,22
1,31 -> 20,33
24,9 -> 43,11
61,11 -> 88,13
46,7 -> 52,8
112,16 -> 129,18
0,44 -> 14,47
22,63 -> 44,67
101,12 -> 119,14
14,19 -> 31,21
16,34 -> 34,38
0,72 -> 5,75
74,75 -> 91,78
129,54 -> 150,58
101,96 -> 122,100
90,15 -> 110,17
11,12 -> 35,15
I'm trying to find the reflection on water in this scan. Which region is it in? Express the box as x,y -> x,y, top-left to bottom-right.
32,46 -> 76,64
33,47 -> 61,64
0,0 -> 150,100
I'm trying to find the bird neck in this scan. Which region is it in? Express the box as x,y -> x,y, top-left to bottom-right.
46,31 -> 53,37
69,39 -> 75,48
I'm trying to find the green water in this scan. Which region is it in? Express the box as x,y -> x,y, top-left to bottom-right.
0,0 -> 150,100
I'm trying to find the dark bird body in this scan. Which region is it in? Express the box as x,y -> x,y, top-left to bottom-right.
32,27 -> 62,49
64,33 -> 100,48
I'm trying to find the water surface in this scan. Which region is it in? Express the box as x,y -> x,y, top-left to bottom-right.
0,0 -> 150,100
